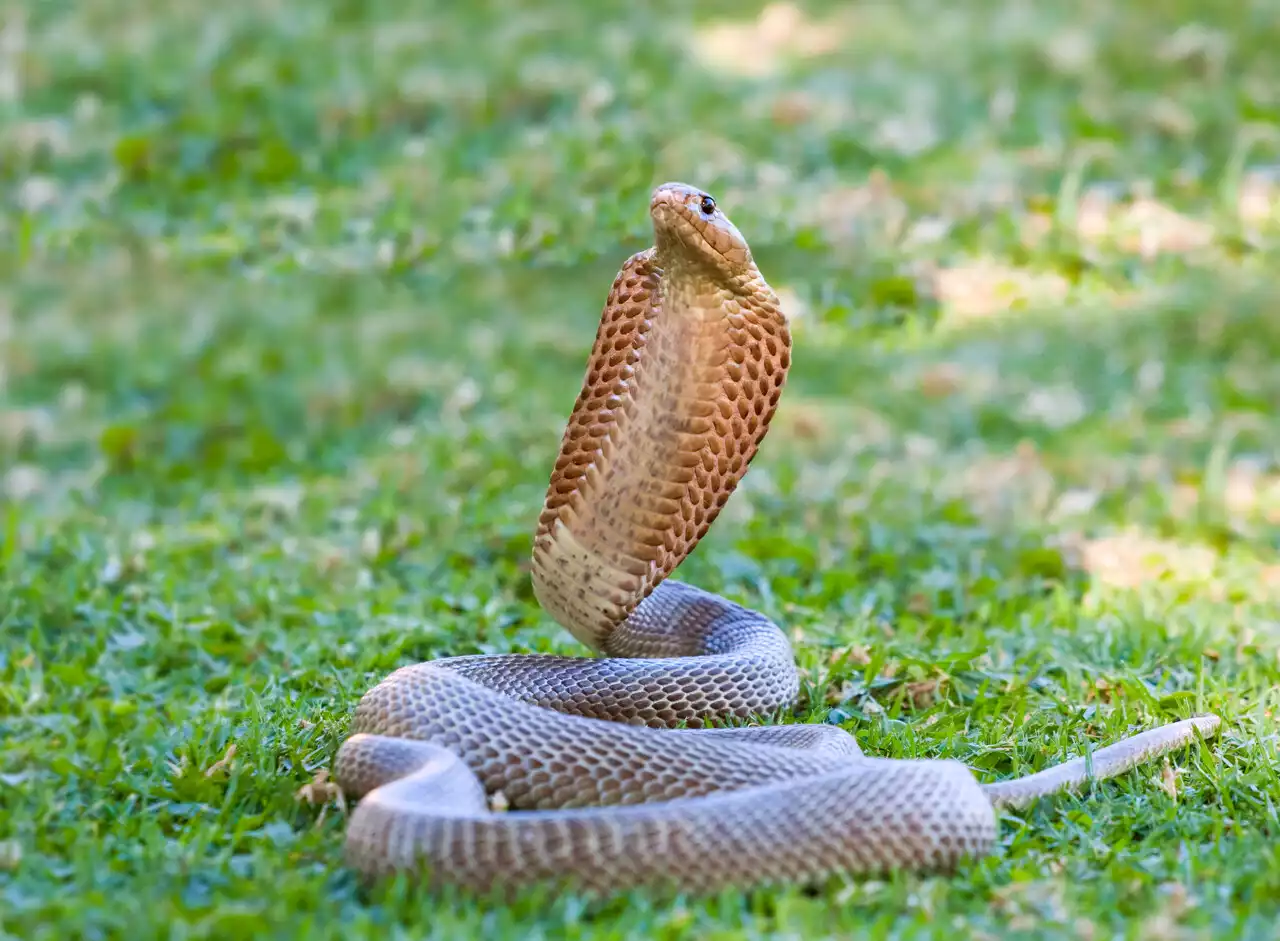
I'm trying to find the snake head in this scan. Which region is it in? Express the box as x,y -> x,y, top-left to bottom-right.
650,182 -> 753,278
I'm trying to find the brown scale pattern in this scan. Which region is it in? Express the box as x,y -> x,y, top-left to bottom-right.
535,250 -> 659,541
440,581 -> 798,727
527,249 -> 662,644
529,235 -> 790,649
334,182 -> 1222,897
338,734 -> 994,896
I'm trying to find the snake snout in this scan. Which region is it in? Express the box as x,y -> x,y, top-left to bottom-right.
649,181 -> 704,211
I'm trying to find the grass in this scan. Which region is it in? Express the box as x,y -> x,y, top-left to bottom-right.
3,0 -> 1280,937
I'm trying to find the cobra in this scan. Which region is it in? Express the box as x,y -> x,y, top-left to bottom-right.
332,182 -> 1221,895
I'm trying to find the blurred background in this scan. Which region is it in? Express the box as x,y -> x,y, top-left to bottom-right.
4,1 -> 1279,519
3,0 -> 1279,936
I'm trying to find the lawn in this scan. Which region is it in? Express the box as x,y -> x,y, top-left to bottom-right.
3,0 -> 1280,937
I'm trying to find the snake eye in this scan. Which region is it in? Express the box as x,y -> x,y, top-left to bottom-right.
699,194 -> 716,216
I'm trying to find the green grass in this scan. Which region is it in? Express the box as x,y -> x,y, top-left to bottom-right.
4,0 -> 1280,937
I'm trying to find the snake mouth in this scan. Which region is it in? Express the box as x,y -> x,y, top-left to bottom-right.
650,182 -> 751,275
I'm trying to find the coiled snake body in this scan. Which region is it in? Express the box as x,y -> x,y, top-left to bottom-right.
334,183 -> 1220,895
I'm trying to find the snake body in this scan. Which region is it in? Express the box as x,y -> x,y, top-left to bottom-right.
334,183 -> 1221,895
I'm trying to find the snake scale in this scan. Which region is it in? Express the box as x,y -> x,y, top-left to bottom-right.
333,182 -> 1221,895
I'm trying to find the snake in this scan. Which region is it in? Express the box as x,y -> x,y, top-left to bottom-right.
332,182 -> 1222,896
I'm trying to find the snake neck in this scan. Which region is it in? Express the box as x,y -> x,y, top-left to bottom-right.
531,247 -> 791,651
